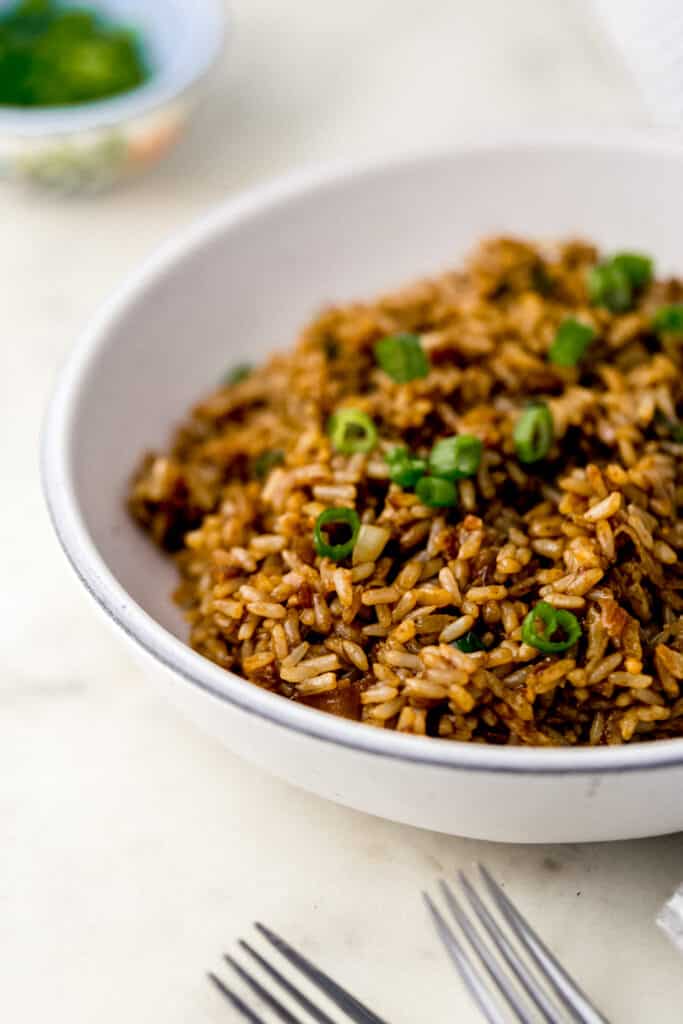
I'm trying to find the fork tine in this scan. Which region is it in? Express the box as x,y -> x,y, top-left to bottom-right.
239,940 -> 336,1024
478,864 -> 610,1024
439,880 -> 534,1024
255,923 -> 389,1024
207,971 -> 268,1024
423,892 -> 507,1024
224,954 -> 304,1024
458,871 -> 562,1023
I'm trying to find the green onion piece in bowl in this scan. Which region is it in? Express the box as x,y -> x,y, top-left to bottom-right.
611,251 -> 653,289
521,601 -> 582,653
253,449 -> 284,479
653,304 -> 683,335
429,435 -> 483,480
385,446 -> 427,487
313,507 -> 360,561
329,409 -> 377,454
587,251 -> 652,313
587,263 -> 632,313
453,631 -> 485,653
222,364 -> 252,386
374,333 -> 429,383
415,476 -> 457,508
514,401 -> 554,465
549,318 -> 595,367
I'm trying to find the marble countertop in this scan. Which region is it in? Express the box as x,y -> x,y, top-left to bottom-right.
4,1 -> 683,1020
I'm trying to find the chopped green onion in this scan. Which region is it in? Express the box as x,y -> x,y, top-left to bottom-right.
313,507 -> 360,562
328,408 -> 377,454
549,318 -> 595,367
253,449 -> 284,479
429,435 -> 483,480
587,263 -> 632,313
656,414 -> 683,442
587,251 -> 653,314
513,402 -> 554,464
453,631 -> 484,653
415,476 -> 458,508
653,304 -> 683,335
0,0 -> 149,107
223,364 -> 252,386
611,252 -> 653,290
521,601 -> 582,654
374,332 -> 429,383
385,446 -> 427,487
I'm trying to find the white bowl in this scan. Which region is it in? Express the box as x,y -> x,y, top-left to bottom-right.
0,0 -> 226,190
43,138 -> 683,842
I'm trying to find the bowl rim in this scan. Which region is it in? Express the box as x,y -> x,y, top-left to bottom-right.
42,134 -> 683,777
0,0 -> 227,137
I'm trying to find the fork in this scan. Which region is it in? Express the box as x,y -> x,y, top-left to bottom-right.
208,921 -> 389,1023
209,868 -> 607,1024
425,864 -> 609,1024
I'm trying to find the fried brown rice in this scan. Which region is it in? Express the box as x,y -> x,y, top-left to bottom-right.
129,236 -> 683,746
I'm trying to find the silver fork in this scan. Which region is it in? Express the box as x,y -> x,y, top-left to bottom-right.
208,921 -> 389,1023
425,864 -> 609,1024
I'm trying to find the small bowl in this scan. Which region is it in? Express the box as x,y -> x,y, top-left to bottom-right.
42,138 -> 683,842
0,0 -> 227,191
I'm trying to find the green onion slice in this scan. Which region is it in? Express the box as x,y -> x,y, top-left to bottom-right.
521,601 -> 582,653
415,476 -> 458,508
429,435 -> 483,480
374,332 -> 429,383
222,364 -> 252,386
513,402 -> 554,464
385,446 -> 427,487
253,449 -> 284,479
652,304 -> 683,335
549,318 -> 595,367
587,251 -> 653,314
313,507 -> 360,561
328,409 -> 378,454
453,631 -> 485,653
611,252 -> 653,290
587,263 -> 632,313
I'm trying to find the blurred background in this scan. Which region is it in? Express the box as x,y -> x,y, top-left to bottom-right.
3,1 -> 681,1021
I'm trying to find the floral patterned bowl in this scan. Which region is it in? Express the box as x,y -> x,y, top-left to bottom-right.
0,0 -> 227,192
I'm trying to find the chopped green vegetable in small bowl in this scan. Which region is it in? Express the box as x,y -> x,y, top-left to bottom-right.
0,0 -> 226,191
0,0 -> 149,107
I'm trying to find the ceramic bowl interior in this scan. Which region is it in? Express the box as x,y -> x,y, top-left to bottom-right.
0,0 -> 226,136
43,140 -> 683,789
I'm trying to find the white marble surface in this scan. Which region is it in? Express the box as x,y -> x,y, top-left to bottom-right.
3,1 -> 683,1020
